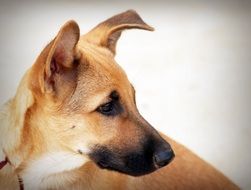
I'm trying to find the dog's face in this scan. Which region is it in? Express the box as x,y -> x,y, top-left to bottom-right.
27,10 -> 174,177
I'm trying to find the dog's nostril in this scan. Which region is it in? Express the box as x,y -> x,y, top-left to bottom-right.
153,149 -> 175,168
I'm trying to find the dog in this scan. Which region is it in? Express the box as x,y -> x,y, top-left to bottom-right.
0,10 -> 239,190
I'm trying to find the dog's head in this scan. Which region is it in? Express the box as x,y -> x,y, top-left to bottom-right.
26,10 -> 174,177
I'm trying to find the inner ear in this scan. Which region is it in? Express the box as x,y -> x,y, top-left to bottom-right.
44,20 -> 80,93
50,58 -> 60,75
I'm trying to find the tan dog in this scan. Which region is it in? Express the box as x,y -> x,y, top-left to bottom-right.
0,10 -> 239,190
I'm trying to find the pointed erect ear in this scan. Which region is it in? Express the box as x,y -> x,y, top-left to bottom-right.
44,20 -> 80,93
81,10 -> 154,55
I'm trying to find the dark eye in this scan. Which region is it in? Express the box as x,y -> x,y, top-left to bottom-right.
96,91 -> 123,116
97,101 -> 115,116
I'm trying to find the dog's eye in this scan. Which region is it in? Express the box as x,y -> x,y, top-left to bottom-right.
96,91 -> 123,116
97,101 -> 115,116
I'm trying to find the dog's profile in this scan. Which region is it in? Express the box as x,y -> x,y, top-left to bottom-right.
0,10 -> 239,190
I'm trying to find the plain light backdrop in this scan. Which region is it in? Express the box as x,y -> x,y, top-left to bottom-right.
0,0 -> 251,189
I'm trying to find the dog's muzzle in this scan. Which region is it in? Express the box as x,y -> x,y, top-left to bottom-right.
89,138 -> 175,176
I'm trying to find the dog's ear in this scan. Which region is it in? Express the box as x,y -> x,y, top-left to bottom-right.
81,10 -> 154,55
43,20 -> 80,94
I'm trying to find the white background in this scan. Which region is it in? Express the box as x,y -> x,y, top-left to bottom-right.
0,1 -> 251,189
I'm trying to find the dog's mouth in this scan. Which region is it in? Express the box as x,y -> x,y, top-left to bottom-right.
95,153 -> 156,176
90,148 -> 155,176
97,161 -> 156,177
89,144 -> 174,176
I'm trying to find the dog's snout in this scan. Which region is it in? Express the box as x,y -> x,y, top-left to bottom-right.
153,148 -> 175,168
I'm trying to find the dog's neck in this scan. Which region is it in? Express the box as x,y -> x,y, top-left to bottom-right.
0,71 -> 34,190
0,70 -> 88,189
0,69 -> 34,169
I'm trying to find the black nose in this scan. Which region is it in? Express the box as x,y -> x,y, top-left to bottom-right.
153,149 -> 175,168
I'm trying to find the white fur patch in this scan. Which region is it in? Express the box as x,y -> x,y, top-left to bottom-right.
22,151 -> 89,189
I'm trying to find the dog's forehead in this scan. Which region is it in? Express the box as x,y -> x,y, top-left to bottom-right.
77,42 -> 129,86
67,42 -> 133,111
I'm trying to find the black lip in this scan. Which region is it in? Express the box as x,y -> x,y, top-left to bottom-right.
96,161 -> 156,176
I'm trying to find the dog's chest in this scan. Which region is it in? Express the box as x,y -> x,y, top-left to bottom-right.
21,152 -> 88,189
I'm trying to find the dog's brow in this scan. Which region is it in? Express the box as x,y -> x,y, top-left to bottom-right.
110,90 -> 119,100
96,90 -> 119,107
